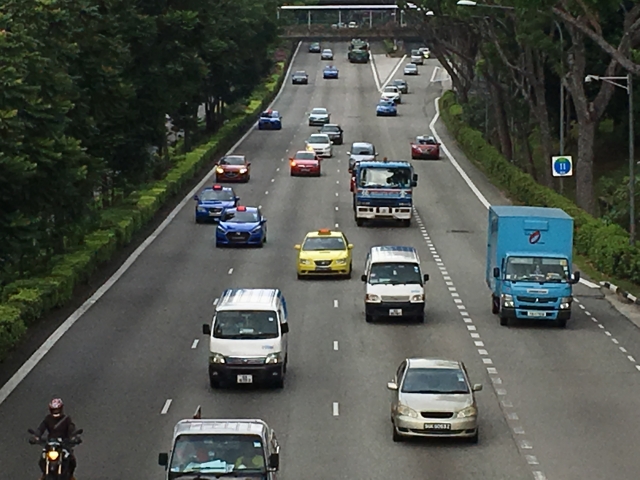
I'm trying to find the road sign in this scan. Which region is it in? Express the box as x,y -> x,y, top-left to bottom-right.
551,156 -> 573,177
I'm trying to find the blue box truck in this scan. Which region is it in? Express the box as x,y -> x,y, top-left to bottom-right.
486,206 -> 581,328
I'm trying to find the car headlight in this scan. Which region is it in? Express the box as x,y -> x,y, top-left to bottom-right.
209,353 -> 225,364
197,206 -> 206,212
456,406 -> 477,418
560,296 -> 572,309
47,450 -> 60,461
217,225 -> 225,232
215,167 -> 224,174
501,293 -> 514,308
265,353 -> 282,364
239,168 -> 247,174
397,404 -> 419,418
335,258 -> 347,265
251,225 -> 262,233
410,294 -> 424,302
366,294 -> 381,303
299,259 -> 312,265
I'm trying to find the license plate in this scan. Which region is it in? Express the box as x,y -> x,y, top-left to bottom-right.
237,375 -> 253,384
527,311 -> 546,317
424,423 -> 451,430
315,266 -> 331,271
389,309 -> 402,316
379,207 -> 389,214
209,212 -> 217,217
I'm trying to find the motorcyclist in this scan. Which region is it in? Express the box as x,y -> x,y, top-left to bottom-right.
31,398 -> 78,480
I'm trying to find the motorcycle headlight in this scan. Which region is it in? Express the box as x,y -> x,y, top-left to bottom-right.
265,353 -> 282,364
197,206 -> 206,212
456,406 -> 477,418
501,293 -> 514,308
209,353 -> 225,364
397,404 -> 419,418
410,294 -> 424,302
366,294 -> 381,303
560,296 -> 572,309
47,450 -> 60,461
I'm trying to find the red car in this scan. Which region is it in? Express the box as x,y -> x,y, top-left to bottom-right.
215,155 -> 251,182
290,150 -> 321,176
410,135 -> 441,159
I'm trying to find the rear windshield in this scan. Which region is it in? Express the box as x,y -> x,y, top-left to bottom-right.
351,145 -> 373,155
222,211 -> 259,223
295,152 -> 316,160
200,190 -> 234,201
308,134 -> 329,143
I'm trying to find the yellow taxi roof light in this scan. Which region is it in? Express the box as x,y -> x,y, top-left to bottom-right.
318,229 -> 331,235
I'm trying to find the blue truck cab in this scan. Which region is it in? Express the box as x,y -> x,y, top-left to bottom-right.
486,206 -> 581,328
352,160 -> 417,227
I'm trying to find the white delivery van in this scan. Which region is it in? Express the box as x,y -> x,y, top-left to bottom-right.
202,288 -> 289,389
361,246 -> 429,323
410,49 -> 424,65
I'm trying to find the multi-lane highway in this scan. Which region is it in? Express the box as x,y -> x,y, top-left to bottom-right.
3,40 -> 640,480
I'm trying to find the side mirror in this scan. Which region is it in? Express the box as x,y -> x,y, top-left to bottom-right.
294,244 -> 301,250
262,217 -> 267,223
193,195 -> 199,201
387,381 -> 398,390
493,267 -> 500,278
234,196 -> 240,202
413,173 -> 418,182
423,273 -> 429,282
472,384 -> 483,392
361,274 -> 367,282
571,271 -> 581,284
202,324 -> 211,335
247,162 -> 251,166
346,152 -> 351,155
348,243 -> 354,249
375,152 -> 379,156
411,180 -> 417,187
281,323 -> 289,334
158,453 -> 169,467
269,452 -> 280,470
73,429 -> 84,436
289,157 -> 293,161
28,428 -> 35,435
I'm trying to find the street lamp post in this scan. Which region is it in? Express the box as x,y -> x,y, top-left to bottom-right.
585,74 -> 635,244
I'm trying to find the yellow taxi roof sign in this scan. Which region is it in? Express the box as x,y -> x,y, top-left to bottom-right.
318,228 -> 331,235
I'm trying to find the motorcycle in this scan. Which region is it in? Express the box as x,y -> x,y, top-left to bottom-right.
28,428 -> 83,479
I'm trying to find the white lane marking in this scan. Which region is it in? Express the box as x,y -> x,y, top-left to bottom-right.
487,367 -> 497,374
191,339 -> 199,349
333,341 -> 339,351
526,455 -> 539,465
628,355 -> 636,362
213,298 -> 219,305
258,205 -> 262,209
265,191 -> 269,195
612,338 -> 619,344
579,304 -> 585,309
161,399 -> 172,415
335,223 -> 339,228
478,349 -> 488,355
507,412 -> 519,420
533,472 -> 547,480
335,192 -> 339,196
620,346 -> 628,353
429,65 -> 440,83
379,55 -> 408,91
0,41 -> 305,406
429,96 -> 597,289
585,311 -> 591,316
369,55 -> 381,90
271,178 -> 275,182
335,206 -> 339,211
334,299 -> 339,308
513,426 -> 525,434
228,268 -> 233,275
333,402 -> 339,416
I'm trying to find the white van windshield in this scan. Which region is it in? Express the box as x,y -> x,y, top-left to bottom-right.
213,311 -> 279,339
369,262 -> 422,285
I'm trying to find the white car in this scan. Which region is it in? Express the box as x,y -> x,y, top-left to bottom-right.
380,85 -> 402,104
404,63 -> 418,75
410,49 -> 424,65
306,134 -> 333,157
419,47 -> 430,59
348,21 -> 358,28
321,48 -> 333,60
308,107 -> 330,126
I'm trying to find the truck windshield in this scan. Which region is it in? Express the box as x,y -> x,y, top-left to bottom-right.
213,311 -> 279,339
369,262 -> 422,285
169,433 -> 265,475
359,167 -> 411,188
505,256 -> 569,282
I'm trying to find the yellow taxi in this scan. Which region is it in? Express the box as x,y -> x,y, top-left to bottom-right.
294,229 -> 353,279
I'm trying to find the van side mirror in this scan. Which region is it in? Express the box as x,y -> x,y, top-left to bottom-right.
346,151 -> 351,155
158,453 -> 169,467
202,324 -> 211,335
571,271 -> 581,284
412,173 -> 418,182
375,152 -> 379,156
361,274 -> 367,282
269,452 -> 280,470
423,274 -> 429,282
281,323 -> 289,334
411,180 -> 418,187
493,267 -> 500,278
348,243 -> 354,249
387,381 -> 398,390
234,196 -> 240,203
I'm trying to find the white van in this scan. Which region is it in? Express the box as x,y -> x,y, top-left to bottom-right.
361,246 -> 429,323
202,288 -> 289,389
410,49 -> 424,65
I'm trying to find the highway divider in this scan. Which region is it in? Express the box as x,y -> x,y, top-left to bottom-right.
438,90 -> 640,286
0,41 -> 298,362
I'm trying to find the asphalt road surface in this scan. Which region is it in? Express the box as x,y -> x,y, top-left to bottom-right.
3,41 -> 640,480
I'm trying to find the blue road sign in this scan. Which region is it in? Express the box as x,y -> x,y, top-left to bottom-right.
551,156 -> 573,177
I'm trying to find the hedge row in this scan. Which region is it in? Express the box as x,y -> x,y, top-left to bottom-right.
438,90 -> 640,284
0,41 -> 297,362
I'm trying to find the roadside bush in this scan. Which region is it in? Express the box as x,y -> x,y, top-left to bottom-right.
439,90 -> 640,284
0,42 -> 297,362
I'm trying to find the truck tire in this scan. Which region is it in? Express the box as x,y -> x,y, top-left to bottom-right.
499,315 -> 509,326
365,313 -> 374,323
415,313 -> 424,323
402,219 -> 411,227
556,319 -> 567,328
491,295 -> 500,314
356,218 -> 364,227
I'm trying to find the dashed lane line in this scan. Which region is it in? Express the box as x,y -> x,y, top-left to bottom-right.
334,299 -> 339,308
334,341 -> 339,351
413,205 -> 547,480
228,268 -> 233,275
161,399 -> 172,415
213,298 -> 219,306
333,402 -> 340,416
191,339 -> 199,349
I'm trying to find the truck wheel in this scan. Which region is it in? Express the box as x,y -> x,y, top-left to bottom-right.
356,218 -> 364,227
365,314 -> 374,323
499,316 -> 509,326
556,319 -> 567,328
415,313 -> 425,323
402,219 -> 411,227
491,295 -> 499,314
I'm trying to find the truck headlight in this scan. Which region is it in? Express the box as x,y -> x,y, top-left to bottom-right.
559,296 -> 572,309
501,293 -> 514,308
397,404 -> 418,418
209,353 -> 225,364
456,406 -> 477,418
410,294 -> 424,302
265,353 -> 282,364
366,294 -> 381,303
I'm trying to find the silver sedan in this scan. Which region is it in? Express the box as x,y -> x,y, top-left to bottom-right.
388,358 -> 482,443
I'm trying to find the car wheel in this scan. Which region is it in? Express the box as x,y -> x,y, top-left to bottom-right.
402,219 -> 411,227
556,318 -> 567,328
257,239 -> 264,248
468,429 -> 479,444
215,242 -> 222,248
365,314 -> 374,323
263,231 -> 267,243
209,376 -> 221,389
196,218 -> 203,224
499,315 -> 509,326
346,263 -> 352,279
415,313 -> 425,323
356,218 -> 364,227
273,374 -> 284,389
297,273 -> 303,280
411,155 -> 417,160
392,424 -> 403,442
491,295 -> 500,314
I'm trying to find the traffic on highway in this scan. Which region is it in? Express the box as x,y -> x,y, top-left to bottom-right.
5,40 -> 640,480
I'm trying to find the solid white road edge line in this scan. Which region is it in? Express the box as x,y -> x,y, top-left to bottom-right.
0,41 -> 303,406
429,96 -> 599,290
161,399 -> 172,415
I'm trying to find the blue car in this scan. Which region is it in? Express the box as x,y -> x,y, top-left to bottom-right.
258,110 -> 282,130
216,206 -> 267,247
376,99 -> 397,116
194,184 -> 239,223
323,65 -> 339,79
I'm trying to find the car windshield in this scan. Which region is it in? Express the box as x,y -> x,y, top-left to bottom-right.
302,236 -> 346,251
505,256 -> 570,282
402,367 -> 470,394
368,262 -> 422,285
308,135 -> 329,144
219,156 -> 245,166
322,125 -> 340,133
222,211 -> 259,223
169,434 -> 266,474
311,108 -> 327,115
359,166 -> 412,188
200,190 -> 234,201
213,311 -> 279,339
351,145 -> 373,155
418,137 -> 437,145
295,152 -> 316,160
